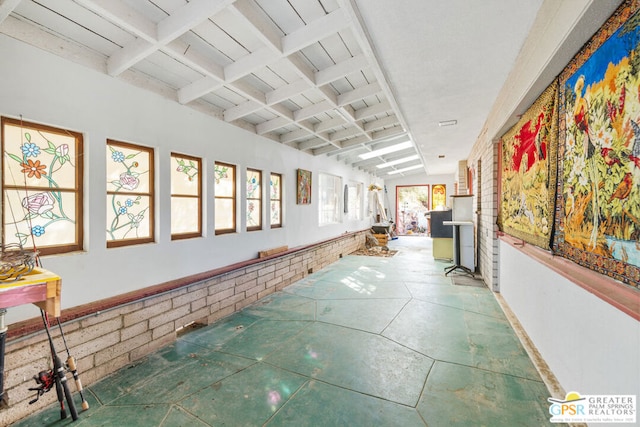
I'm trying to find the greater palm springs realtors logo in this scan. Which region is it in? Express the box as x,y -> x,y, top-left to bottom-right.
548,392 -> 636,423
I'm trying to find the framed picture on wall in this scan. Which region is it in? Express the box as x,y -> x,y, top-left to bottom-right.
432,184 -> 446,210
296,169 -> 311,204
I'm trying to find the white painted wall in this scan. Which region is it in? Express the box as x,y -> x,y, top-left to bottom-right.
500,241 -> 640,400
460,0 -> 640,405
0,35 -> 375,323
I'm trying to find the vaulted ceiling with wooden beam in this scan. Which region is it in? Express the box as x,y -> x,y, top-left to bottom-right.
0,0 -> 543,177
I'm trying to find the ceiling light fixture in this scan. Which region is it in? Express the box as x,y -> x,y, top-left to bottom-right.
388,164 -> 423,175
376,154 -> 420,168
438,120 -> 457,127
358,141 -> 413,160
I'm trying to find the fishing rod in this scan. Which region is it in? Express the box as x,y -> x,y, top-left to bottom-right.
40,310 -> 78,421
0,309 -> 7,409
57,319 -> 89,410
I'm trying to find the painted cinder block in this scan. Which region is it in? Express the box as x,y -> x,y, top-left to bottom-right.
2,230 -> 368,426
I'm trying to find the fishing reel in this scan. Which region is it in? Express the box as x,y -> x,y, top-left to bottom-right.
28,370 -> 55,404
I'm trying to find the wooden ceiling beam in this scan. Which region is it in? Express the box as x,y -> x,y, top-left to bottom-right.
178,76 -> 222,105
0,0 -> 22,25
315,54 -> 369,86
337,82 -> 382,107
281,10 -> 350,55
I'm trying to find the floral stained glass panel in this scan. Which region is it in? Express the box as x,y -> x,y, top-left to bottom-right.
106,140 -> 154,246
1,118 -> 82,254
171,154 -> 201,238
215,162 -> 235,233
270,173 -> 282,227
246,169 -> 262,230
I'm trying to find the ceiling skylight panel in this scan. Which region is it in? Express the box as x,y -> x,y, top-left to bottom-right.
388,164 -> 423,175
358,140 -> 413,160
376,155 -> 421,169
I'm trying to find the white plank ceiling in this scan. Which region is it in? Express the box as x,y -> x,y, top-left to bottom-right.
0,0 -> 543,177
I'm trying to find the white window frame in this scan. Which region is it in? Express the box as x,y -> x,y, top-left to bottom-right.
318,172 -> 342,226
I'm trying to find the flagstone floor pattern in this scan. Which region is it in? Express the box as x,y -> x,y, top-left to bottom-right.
14,237 -> 553,426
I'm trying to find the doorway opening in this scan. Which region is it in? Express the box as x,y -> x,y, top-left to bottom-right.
396,185 -> 429,235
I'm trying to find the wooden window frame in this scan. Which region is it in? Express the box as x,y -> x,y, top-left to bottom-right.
214,161 -> 236,235
170,152 -> 202,240
106,139 -> 155,248
246,168 -> 262,232
1,117 -> 84,255
270,172 -> 282,228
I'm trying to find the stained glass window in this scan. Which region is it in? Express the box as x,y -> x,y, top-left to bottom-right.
319,173 -> 342,225
246,168 -> 262,231
171,153 -> 201,240
1,117 -> 83,255
214,162 -> 235,234
270,173 -> 282,228
106,140 -> 154,247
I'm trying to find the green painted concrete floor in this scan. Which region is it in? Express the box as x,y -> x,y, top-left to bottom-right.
14,237 -> 555,426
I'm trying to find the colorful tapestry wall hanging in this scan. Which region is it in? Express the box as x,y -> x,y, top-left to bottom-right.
555,0 -> 640,288
498,80 -> 559,249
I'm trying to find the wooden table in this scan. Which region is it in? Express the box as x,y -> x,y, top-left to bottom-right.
0,268 -> 62,317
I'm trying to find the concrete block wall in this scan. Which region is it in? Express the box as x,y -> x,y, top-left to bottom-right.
467,130 -> 500,291
0,231 -> 365,425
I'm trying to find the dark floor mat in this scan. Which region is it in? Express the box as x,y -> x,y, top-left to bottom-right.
452,275 -> 486,288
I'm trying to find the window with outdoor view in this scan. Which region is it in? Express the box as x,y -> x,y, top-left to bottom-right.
171,153 -> 201,240
1,117 -> 83,255
246,168 -> 262,231
318,172 -> 342,225
270,173 -> 282,228
214,162 -> 236,234
106,139 -> 154,247
347,181 -> 363,220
